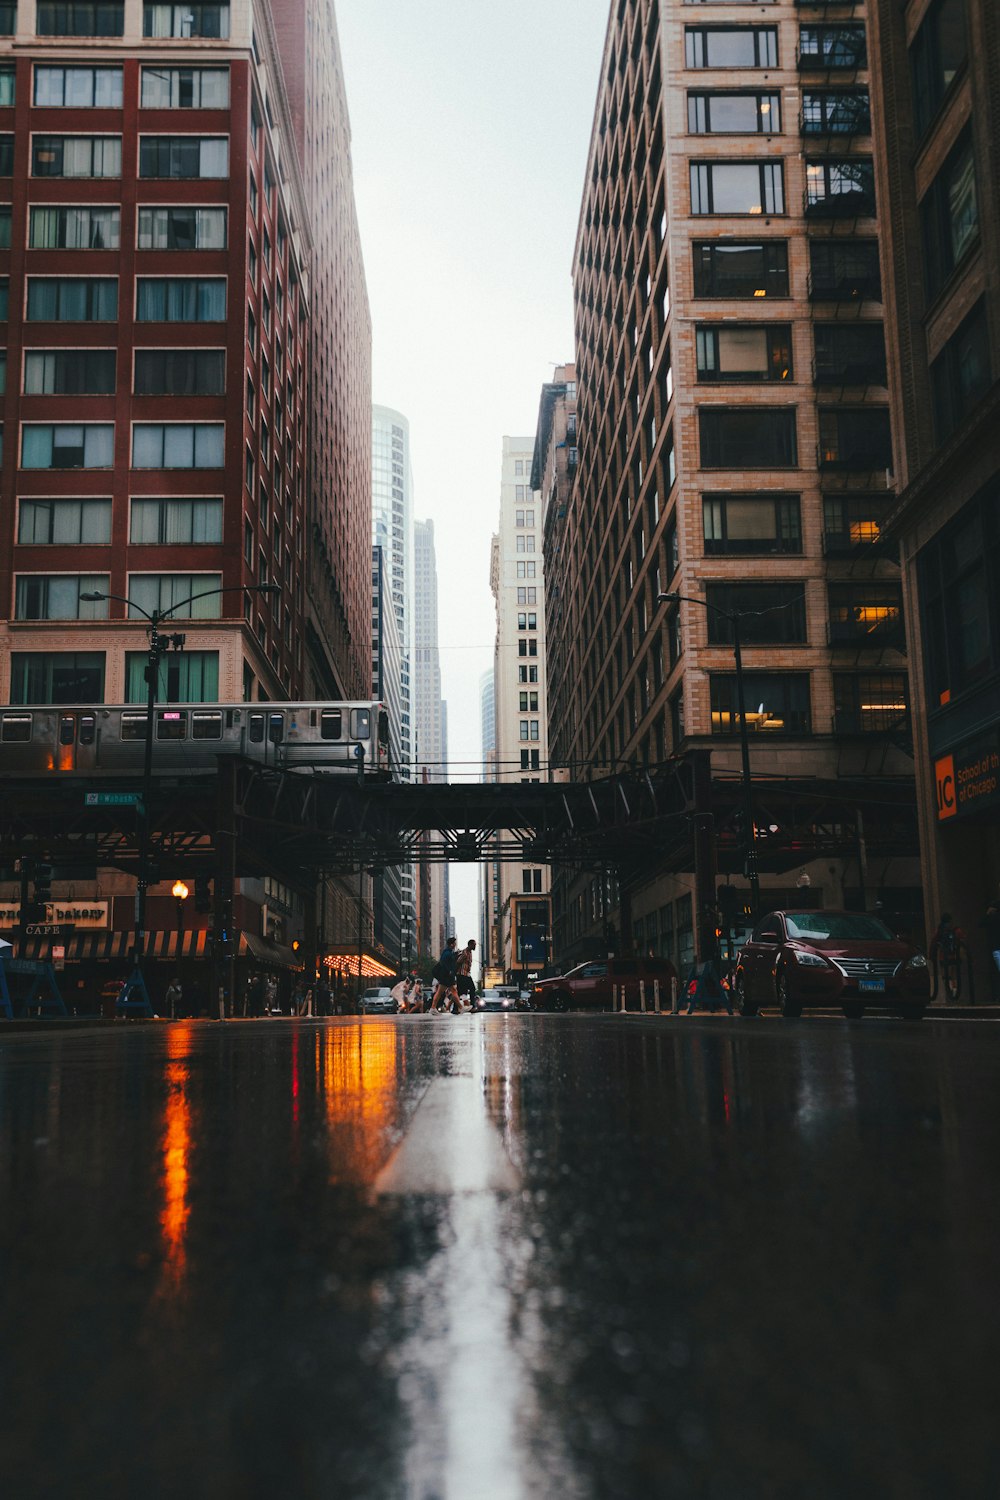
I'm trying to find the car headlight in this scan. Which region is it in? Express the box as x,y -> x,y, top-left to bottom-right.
502,1000 -> 511,1008
794,951 -> 829,968
906,953 -> 928,970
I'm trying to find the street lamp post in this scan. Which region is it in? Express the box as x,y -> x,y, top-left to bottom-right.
79,583 -> 281,1012
658,591 -> 761,923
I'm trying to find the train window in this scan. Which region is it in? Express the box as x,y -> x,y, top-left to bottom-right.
1,713 -> 33,743
320,710 -> 343,741
248,714 -> 265,744
121,714 -> 148,741
268,713 -> 284,745
157,711 -> 187,741
191,711 -> 223,740
309,709 -> 317,728
350,708 -> 371,741
79,715 -> 96,746
59,716 -> 76,746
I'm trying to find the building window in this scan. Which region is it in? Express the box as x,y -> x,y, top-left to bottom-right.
813,323 -> 886,384
31,135 -> 121,177
801,90 -> 870,136
126,649 -> 219,702
0,133 -> 12,175
685,27 -> 777,69
26,277 -> 118,321
931,300 -> 992,443
0,23 -> 13,49
23,349 -> 116,394
920,129 -> 979,302
131,423 -> 224,469
833,673 -> 909,734
818,408 -> 892,470
688,92 -> 780,134
21,423 -> 114,469
0,279 -> 10,320
805,159 -> 876,216
920,497 -> 998,701
143,4 -> 229,38
131,497 -> 222,545
0,66 -> 12,105
18,497 -> 112,544
828,583 -> 904,646
910,0 -> 967,138
693,240 -> 789,298
700,407 -> 797,468
696,325 -> 792,382
138,136 -> 228,179
822,495 -> 893,551
10,652 -> 105,704
703,493 -> 801,555
809,238 -> 881,301
140,65 -> 229,108
137,205 -> 227,250
134,348 -> 226,396
705,582 -> 807,644
136,278 -> 226,321
798,26 -> 866,69
29,205 -> 120,249
710,673 -> 810,735
126,575 -> 222,620
33,64 -> 123,107
691,160 -> 784,215
15,573 -> 109,619
37,4 -> 125,36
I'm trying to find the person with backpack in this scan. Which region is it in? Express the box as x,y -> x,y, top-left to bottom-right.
431,937 -> 459,1012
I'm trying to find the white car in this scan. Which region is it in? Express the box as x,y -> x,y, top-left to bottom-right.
359,986 -> 397,1014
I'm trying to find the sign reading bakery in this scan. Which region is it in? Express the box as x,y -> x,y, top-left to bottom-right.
935,735 -> 1000,823
0,902 -> 110,930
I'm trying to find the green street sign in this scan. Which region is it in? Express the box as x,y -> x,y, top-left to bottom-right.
84,791 -> 144,808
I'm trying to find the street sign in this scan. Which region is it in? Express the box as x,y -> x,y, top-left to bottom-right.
84,791 -> 143,808
52,945 -> 65,970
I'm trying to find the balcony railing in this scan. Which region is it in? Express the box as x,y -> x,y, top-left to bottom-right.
813,358 -> 887,386
829,618 -> 905,650
805,186 -> 876,217
818,444 -> 894,472
834,708 -> 910,736
808,272 -> 882,302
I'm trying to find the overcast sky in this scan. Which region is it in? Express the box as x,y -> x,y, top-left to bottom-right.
336,0 -> 610,949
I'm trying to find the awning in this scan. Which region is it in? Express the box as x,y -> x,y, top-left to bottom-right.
14,930 -> 210,962
239,931 -> 304,970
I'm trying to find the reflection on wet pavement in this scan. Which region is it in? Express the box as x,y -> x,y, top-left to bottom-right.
1,1014 -> 999,1498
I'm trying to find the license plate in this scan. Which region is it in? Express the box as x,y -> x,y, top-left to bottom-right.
859,978 -> 885,993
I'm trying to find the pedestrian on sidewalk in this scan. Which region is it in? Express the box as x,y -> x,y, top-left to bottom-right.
430,936 -> 459,1012
455,939 -> 478,1005
165,975 -> 183,1020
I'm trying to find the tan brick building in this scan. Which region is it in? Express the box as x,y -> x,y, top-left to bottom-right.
547,0 -> 921,969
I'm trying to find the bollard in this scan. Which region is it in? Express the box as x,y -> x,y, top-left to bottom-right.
640,980 -> 647,1013
619,984 -> 628,1015
670,976 -> 679,1014
653,978 -> 661,1014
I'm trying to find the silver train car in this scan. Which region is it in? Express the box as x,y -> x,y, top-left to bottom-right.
0,701 -> 393,779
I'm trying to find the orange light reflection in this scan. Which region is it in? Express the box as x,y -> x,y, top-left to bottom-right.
159,1025 -> 193,1294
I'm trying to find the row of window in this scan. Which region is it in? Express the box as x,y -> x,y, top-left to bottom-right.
685,25 -> 867,71
14,421 -> 225,469
8,649 -> 220,707
6,134 -> 230,179
2,5 -> 229,40
670,580 -> 904,648
687,90 -> 870,138
702,493 -> 891,556
0,204 -> 228,250
10,347 -> 227,397
688,158 -> 876,217
696,406 -> 891,471
0,63 -> 231,110
692,322 -> 885,384
707,671 -> 907,737
12,571 -> 224,619
4,276 -> 227,321
16,497 -> 223,546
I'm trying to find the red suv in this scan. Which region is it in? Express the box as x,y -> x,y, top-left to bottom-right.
734,909 -> 930,1019
532,957 -> 678,1012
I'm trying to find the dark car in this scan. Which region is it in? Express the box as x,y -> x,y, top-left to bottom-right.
532,957 -> 678,1012
734,909 -> 930,1019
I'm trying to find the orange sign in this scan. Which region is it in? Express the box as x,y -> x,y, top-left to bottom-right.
935,755 -> 956,821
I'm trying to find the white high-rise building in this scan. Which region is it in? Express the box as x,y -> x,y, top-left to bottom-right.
413,519 -> 449,955
372,405 -> 415,946
490,437 -> 551,982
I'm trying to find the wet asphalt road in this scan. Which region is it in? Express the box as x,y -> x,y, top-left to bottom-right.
1,1013 -> 998,1500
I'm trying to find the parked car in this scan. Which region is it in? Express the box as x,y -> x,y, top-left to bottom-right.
532,957 -> 678,1012
358,986 -> 397,1015
733,909 -> 930,1019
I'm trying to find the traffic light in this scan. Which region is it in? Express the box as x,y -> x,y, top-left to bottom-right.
717,883 -> 741,930
34,863 -> 53,903
194,876 -> 212,913
22,862 -> 53,925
